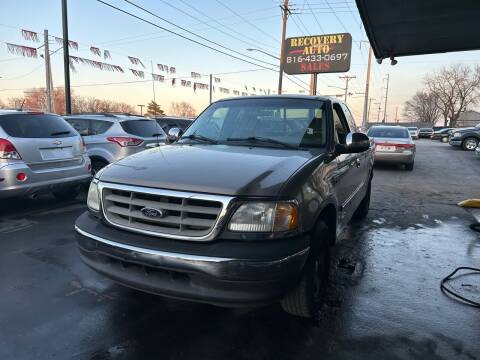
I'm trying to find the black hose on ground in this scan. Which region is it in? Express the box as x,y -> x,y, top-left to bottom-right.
440,267 -> 480,308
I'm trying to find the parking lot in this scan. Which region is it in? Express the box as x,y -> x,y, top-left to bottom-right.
1,140 -> 479,360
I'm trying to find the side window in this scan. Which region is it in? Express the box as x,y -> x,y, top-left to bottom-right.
66,118 -> 89,136
332,103 -> 350,145
341,104 -> 357,132
90,120 -> 112,135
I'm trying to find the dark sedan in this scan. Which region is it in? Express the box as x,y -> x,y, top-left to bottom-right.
431,128 -> 455,142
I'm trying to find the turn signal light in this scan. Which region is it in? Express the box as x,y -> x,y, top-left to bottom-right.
0,138 -> 22,160
107,136 -> 143,147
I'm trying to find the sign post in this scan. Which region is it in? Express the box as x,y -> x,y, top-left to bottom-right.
283,33 -> 352,76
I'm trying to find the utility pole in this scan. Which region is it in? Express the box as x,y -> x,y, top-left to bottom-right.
339,75 -> 356,103
278,0 -> 289,95
137,104 -> 145,116
151,61 -> 156,102
375,102 -> 381,122
209,74 -> 213,104
395,106 -> 399,123
61,0 -> 72,114
367,97 -> 375,126
44,29 -> 52,113
310,74 -> 317,95
362,45 -> 372,128
383,73 -> 390,123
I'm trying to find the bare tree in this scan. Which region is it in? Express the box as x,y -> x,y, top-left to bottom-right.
0,98 -> 6,109
6,88 -> 135,115
424,64 -> 480,127
170,101 -> 196,117
403,91 -> 440,125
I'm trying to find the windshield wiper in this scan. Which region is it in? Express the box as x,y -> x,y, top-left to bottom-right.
226,136 -> 298,149
51,131 -> 71,136
182,133 -> 218,144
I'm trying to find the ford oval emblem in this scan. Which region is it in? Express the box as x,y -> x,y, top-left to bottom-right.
140,207 -> 165,218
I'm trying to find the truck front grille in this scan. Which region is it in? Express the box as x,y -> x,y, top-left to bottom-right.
101,184 -> 232,241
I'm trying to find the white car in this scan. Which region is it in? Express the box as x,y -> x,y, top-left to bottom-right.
407,127 -> 419,139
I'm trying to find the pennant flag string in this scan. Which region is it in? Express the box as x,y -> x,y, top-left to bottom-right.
6,43 -> 37,58
181,79 -> 192,87
54,37 -> 78,50
128,56 -> 145,68
69,55 -> 124,73
214,77 -> 221,83
191,72 -> 201,79
21,29 -> 39,42
90,46 -> 101,57
152,73 -> 164,82
103,50 -> 111,59
129,69 -> 145,78
219,87 -> 230,94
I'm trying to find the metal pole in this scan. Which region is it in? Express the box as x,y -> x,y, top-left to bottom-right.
376,102 -> 381,122
151,61 -> 156,102
383,73 -> 390,123
137,104 -> 144,115
395,106 -> 399,123
367,98 -> 374,125
61,0 -> 72,114
278,0 -> 289,95
362,46 -> 372,128
209,74 -> 213,104
310,74 -> 317,95
44,30 -> 52,113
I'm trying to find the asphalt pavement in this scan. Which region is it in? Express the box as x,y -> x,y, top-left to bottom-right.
1,140 -> 479,360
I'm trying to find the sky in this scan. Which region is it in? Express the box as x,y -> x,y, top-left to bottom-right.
0,0 -> 479,123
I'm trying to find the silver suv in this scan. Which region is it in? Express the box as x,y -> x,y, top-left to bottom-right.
65,113 -> 166,173
0,110 -> 91,199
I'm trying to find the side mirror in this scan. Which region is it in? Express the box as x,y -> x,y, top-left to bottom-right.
167,127 -> 182,143
336,132 -> 370,154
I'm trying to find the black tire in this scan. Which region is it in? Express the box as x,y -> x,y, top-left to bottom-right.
353,179 -> 371,220
281,221 -> 331,318
461,137 -> 478,151
91,159 -> 109,175
53,186 -> 80,201
405,162 -> 414,171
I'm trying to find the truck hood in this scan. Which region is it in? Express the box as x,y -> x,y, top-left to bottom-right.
456,127 -> 479,133
98,144 -> 319,196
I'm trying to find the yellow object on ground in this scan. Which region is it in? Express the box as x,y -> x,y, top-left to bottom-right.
458,199 -> 480,208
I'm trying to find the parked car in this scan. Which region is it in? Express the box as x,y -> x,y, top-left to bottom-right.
75,95 -> 373,318
368,125 -> 416,170
65,113 -> 166,174
418,127 -> 433,138
0,110 -> 91,199
407,127 -> 419,139
449,123 -> 480,151
431,128 -> 455,142
155,116 -> 194,133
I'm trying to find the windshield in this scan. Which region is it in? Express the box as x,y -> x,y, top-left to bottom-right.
180,98 -> 326,148
368,127 -> 409,138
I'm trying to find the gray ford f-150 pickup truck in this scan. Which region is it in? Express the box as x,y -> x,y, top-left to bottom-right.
75,95 -> 373,318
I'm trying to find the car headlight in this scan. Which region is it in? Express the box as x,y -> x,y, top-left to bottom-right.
228,202 -> 298,232
453,132 -> 461,138
87,180 -> 100,212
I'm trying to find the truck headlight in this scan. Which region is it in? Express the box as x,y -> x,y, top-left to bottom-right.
87,180 -> 100,212
453,132 -> 461,138
228,202 -> 298,232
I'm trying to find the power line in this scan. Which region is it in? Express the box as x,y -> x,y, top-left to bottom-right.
95,0 -> 279,73
214,0 -> 280,44
121,0 -> 278,68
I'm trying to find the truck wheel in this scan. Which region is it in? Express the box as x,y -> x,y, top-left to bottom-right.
281,221 -> 331,318
462,137 -> 478,151
405,162 -> 414,171
353,178 -> 371,220
53,186 -> 80,201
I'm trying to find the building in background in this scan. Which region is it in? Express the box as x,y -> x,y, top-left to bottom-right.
456,110 -> 480,128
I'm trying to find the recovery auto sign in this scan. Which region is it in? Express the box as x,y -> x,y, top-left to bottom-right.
283,33 -> 352,75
